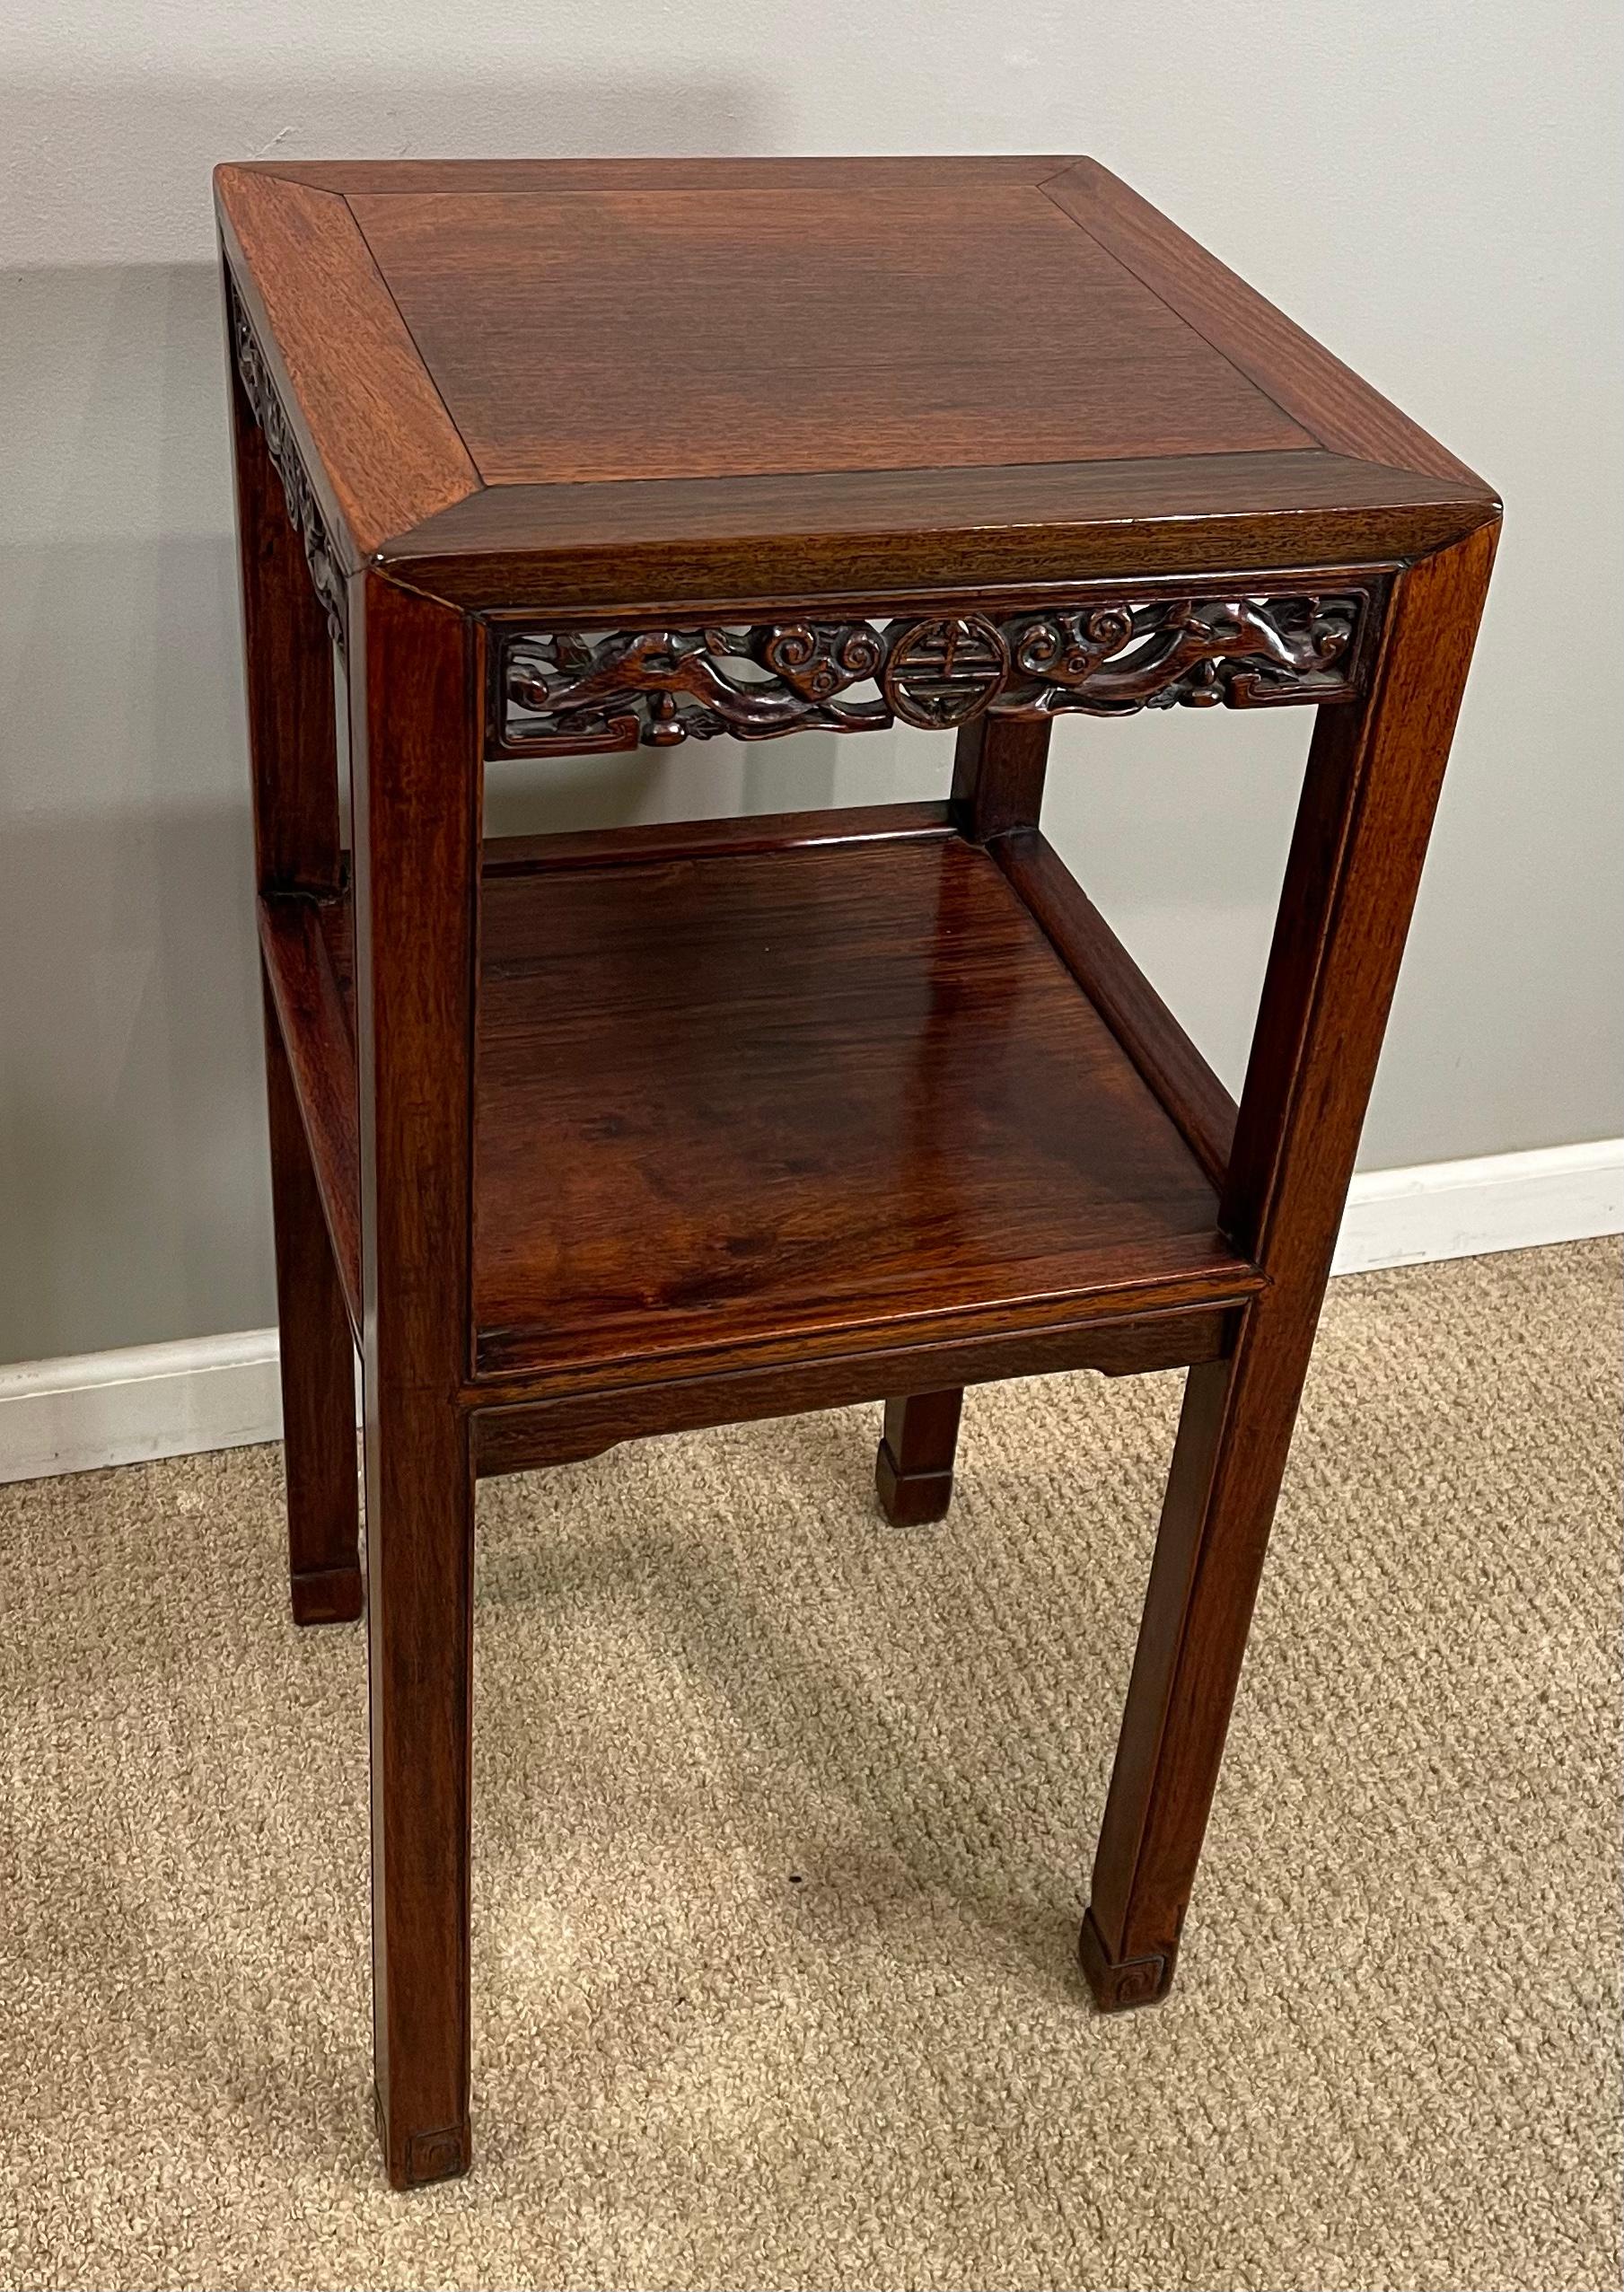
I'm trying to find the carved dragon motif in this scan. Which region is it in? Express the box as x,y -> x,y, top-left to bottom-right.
497,594 -> 1368,754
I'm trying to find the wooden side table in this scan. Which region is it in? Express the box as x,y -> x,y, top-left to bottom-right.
215,155 -> 1497,2189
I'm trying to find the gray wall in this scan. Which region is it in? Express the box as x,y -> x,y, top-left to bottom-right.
3,2 -> 1620,1364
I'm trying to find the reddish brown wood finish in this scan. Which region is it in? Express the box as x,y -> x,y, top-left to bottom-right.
258,894 -> 361,1330
875,1390 -> 966,1526
1082,522 -> 1498,2008
349,575 -> 481,2188
474,829 -> 1247,1381
266,156 -> 1076,194
386,456 -> 1483,613
216,155 -> 1499,2189
226,314 -> 359,1623
214,155 -> 1497,609
255,812 -> 1264,1410
345,180 -> 1312,486
951,715 -> 1052,846
900,710 -> 1059,1518
470,1304 -> 1237,1476
216,175 -> 478,561
1043,161 -> 1484,486
225,314 -> 343,893
492,593 -> 1370,759
259,967 -> 361,1625
484,799 -> 952,874
994,833 -> 1238,1190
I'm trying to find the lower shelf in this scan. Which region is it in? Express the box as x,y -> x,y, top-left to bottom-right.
260,804 -> 1263,1399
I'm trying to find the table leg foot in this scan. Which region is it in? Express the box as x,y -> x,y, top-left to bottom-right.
291,1561 -> 364,1626
1078,1906 -> 1176,2013
374,2086 -> 471,2190
873,1389 -> 963,1525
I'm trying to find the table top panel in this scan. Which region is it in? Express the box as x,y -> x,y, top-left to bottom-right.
345,181 -> 1313,486
215,155 -> 1498,587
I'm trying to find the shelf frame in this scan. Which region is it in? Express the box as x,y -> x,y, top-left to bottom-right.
258,800 -> 1269,1440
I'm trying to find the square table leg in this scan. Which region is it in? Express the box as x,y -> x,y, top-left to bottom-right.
1082,523 -> 1497,2008
261,971 -> 364,1624
872,716 -> 1059,1525
349,575 -> 482,2187
226,325 -> 360,1626
874,1389 -> 966,1526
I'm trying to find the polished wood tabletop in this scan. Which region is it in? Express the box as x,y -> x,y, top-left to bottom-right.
217,154 -> 1498,2190
218,154 -> 1490,603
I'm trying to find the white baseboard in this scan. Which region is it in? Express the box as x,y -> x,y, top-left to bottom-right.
0,1327 -> 285,1487
1,1140 -> 1619,1487
1330,1137 -> 1624,1276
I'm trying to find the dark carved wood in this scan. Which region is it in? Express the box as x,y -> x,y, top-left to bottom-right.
228,272 -> 347,654
883,616 -> 1012,728
494,593 -> 1369,754
1002,595 -> 1362,713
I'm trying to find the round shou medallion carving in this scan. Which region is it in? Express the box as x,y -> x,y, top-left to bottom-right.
881,616 -> 1011,729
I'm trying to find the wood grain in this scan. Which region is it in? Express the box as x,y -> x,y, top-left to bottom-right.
347,183 -> 1311,486
993,832 -> 1237,1190
215,168 -> 480,559
221,156 -> 1501,2181
383,450 -> 1493,612
470,1303 -> 1236,1476
1045,160 -> 1492,488
348,575 -> 481,2189
1083,521 -> 1499,2008
471,832 -> 1254,1380
257,809 -> 1264,1409
258,894 -> 362,1333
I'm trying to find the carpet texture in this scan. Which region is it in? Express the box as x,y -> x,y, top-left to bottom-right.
1,1241 -> 1618,2292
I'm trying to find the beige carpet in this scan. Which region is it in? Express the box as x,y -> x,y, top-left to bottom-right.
0,1242 -> 1618,2292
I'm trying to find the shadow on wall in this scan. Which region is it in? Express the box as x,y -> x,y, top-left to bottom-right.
0,67 -> 790,1365
0,67 -> 780,272
0,218 -> 891,1363
0,795 -> 267,1364
1,259 -> 270,1361
0,81 -> 1307,1365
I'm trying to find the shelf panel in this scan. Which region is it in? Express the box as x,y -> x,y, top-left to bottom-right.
261,811 -> 1264,1398
473,819 -> 1260,1381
